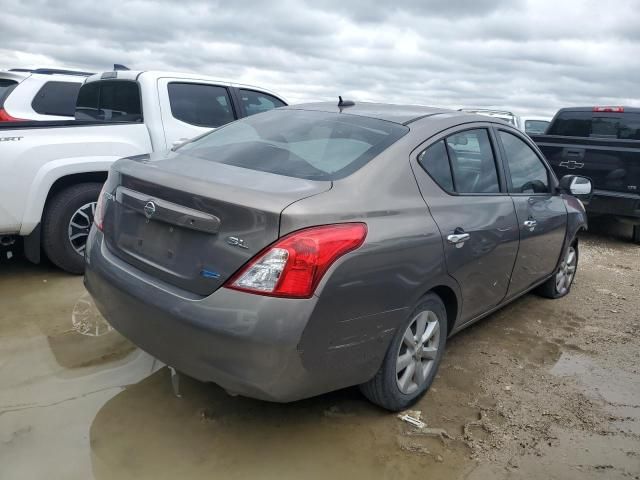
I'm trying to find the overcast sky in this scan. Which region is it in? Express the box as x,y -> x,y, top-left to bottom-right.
1,0 -> 639,117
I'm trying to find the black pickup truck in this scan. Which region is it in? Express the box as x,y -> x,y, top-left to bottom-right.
531,106 -> 640,243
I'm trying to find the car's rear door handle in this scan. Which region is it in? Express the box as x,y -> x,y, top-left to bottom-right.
447,232 -> 470,245
523,219 -> 537,231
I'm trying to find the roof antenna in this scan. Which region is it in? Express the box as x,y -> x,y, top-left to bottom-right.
338,96 -> 355,109
113,64 -> 130,71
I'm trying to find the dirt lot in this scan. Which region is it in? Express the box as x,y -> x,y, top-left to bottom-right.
1,219 -> 639,480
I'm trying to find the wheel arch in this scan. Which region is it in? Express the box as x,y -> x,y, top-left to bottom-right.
428,284 -> 460,336
19,158 -> 113,236
45,172 -> 108,208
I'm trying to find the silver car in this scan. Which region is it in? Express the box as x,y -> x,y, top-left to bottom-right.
85,101 -> 591,411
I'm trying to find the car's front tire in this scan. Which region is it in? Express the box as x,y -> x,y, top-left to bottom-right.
359,293 -> 448,411
536,240 -> 579,299
42,183 -> 102,274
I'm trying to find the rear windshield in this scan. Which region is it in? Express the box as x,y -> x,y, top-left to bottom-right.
0,79 -> 17,105
178,109 -> 409,180
75,80 -> 142,122
548,111 -> 640,140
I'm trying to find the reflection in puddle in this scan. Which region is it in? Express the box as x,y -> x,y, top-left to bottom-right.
89,372 -> 473,480
72,292 -> 113,337
45,292 -> 135,370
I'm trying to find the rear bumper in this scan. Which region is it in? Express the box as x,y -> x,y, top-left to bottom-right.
587,190 -> 640,222
84,229 -> 326,402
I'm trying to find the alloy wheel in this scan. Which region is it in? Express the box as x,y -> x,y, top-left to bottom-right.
68,201 -> 96,256
396,310 -> 441,394
555,245 -> 577,295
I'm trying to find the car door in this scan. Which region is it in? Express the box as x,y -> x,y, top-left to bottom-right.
495,128 -> 567,298
412,126 -> 520,323
157,78 -> 238,149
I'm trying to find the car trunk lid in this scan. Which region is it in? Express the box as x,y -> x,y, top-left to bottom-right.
103,152 -> 331,296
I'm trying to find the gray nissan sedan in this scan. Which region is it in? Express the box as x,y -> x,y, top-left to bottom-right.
84,101 -> 591,411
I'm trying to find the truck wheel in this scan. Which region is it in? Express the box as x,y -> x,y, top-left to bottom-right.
536,241 -> 579,299
42,183 -> 103,274
359,293 -> 448,411
633,225 -> 640,245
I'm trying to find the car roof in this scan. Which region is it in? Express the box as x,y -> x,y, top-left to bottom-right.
282,101 -> 468,125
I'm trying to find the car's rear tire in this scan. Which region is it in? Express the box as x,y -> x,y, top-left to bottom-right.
359,293 -> 448,411
536,240 -> 579,299
42,183 -> 102,274
633,225 -> 640,245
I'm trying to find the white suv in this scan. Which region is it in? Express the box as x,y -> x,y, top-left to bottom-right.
0,68 -> 92,122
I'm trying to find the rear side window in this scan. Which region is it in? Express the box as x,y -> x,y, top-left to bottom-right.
168,83 -> 235,128
31,81 -> 81,116
75,81 -> 142,122
446,129 -> 500,194
0,79 -> 18,105
499,131 -> 549,194
548,111 -> 640,140
178,109 -> 408,180
418,140 -> 454,192
239,89 -> 285,116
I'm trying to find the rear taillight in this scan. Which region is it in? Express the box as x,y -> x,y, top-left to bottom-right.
593,106 -> 624,113
0,108 -> 25,121
225,223 -> 367,298
94,185 -> 108,231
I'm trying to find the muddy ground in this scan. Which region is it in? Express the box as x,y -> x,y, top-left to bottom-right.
1,219 -> 639,480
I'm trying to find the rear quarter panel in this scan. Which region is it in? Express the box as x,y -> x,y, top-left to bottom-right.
279,137 -> 459,388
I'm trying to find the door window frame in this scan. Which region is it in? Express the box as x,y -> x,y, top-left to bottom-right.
492,126 -> 559,196
412,123 -> 509,197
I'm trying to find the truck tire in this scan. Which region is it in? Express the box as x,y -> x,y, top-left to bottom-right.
633,225 -> 640,245
42,183 -> 103,274
536,240 -> 579,299
359,293 -> 448,411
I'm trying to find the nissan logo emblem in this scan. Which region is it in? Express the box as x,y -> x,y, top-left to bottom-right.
144,201 -> 157,219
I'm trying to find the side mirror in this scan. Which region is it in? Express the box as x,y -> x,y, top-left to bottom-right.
559,175 -> 592,198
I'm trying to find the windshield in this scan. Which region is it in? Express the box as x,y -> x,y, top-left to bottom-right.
178,109 -> 409,180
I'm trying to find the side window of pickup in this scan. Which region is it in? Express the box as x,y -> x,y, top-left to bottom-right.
168,83 -> 235,128
239,89 -> 286,117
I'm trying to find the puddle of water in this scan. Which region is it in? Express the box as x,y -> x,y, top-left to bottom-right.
0,261 -> 162,480
0,261 -> 476,480
89,371 -> 474,480
551,352 -> 640,435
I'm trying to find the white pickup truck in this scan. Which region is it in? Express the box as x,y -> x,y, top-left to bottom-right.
0,69 -> 287,273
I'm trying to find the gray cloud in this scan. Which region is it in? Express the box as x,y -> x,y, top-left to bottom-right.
1,0 -> 639,116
